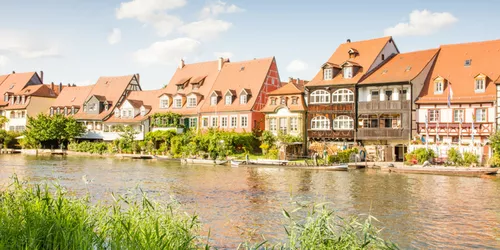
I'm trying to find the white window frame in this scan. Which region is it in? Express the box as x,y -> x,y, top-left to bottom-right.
140,107 -> 146,116
332,89 -> 354,103
333,115 -> 354,130
210,116 -> 218,127
220,116 -> 228,128
160,97 -> 169,109
475,78 -> 485,93
310,90 -> 330,104
323,68 -> 333,80
225,94 -> 232,105
311,116 -> 330,130
290,117 -> 298,132
428,109 -> 440,123
230,115 -> 238,128
343,67 -> 353,79
240,94 -> 247,104
453,109 -> 464,123
269,118 -> 277,131
173,97 -> 182,109
211,95 -> 218,106
114,109 -> 120,117
434,80 -> 443,94
202,116 -> 209,128
475,108 -> 487,122
240,115 -> 248,128
189,117 -> 197,128
187,96 -> 197,108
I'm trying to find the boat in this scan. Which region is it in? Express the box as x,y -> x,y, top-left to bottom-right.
231,160 -> 245,167
382,166 -> 498,177
181,158 -> 228,165
247,159 -> 289,166
300,164 -> 348,171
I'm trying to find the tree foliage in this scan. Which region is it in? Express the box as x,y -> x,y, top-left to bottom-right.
150,113 -> 183,128
23,114 -> 86,148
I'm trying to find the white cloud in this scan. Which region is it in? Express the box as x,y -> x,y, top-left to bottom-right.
0,29 -> 60,59
116,0 -> 186,36
384,10 -> 458,36
200,0 -> 245,18
108,28 -> 122,45
134,37 -> 201,65
286,59 -> 308,72
0,55 -> 9,67
179,19 -> 232,41
214,51 -> 233,59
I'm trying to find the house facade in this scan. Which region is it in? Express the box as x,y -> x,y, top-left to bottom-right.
0,71 -> 60,132
200,57 -> 281,133
415,39 -> 500,162
357,49 -> 439,161
305,37 -> 399,148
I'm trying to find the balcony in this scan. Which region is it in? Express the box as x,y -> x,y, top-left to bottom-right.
357,128 -> 410,140
358,100 -> 410,111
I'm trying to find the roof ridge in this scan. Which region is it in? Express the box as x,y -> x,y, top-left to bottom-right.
440,38 -> 500,48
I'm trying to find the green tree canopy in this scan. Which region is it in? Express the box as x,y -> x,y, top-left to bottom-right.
23,114 -> 86,148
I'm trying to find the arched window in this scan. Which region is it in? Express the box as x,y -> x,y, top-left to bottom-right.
311,116 -> 330,130
310,90 -> 330,104
332,89 -> 354,103
333,115 -> 354,130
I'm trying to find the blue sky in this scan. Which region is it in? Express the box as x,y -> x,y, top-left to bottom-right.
0,0 -> 498,90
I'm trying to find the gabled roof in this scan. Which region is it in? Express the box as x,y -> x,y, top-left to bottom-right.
360,48 -> 439,85
162,60 -> 220,115
15,84 -> 56,97
127,99 -> 144,109
225,89 -> 236,96
105,89 -> 164,123
269,78 -> 307,95
51,85 -> 94,108
74,75 -> 136,120
201,57 -> 275,113
417,39 -> 500,104
307,37 -> 395,86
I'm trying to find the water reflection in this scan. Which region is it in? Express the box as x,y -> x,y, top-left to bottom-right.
0,155 -> 499,249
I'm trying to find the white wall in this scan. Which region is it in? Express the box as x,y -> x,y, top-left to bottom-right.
416,104 -> 495,123
367,40 -> 399,73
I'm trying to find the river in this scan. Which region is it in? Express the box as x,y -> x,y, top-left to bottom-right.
0,155 -> 499,249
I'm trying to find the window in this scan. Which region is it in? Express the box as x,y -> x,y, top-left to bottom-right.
271,98 -> 276,105
240,115 -> 248,128
64,107 -> 68,115
359,114 -> 378,128
291,97 -> 298,105
187,96 -> 197,107
310,90 -> 330,104
476,109 -> 487,122
50,107 -> 54,116
384,90 -> 393,101
189,117 -> 197,128
464,59 -> 472,67
324,68 -> 333,80
4,94 -> 8,102
371,90 -> 379,101
225,95 -> 232,105
221,116 -> 228,127
115,109 -> 120,117
311,116 -> 330,130
177,85 -> 184,91
192,83 -> 199,90
381,54 -> 385,61
128,110 -> 132,117
211,116 -> 218,127
240,94 -> 247,104
211,95 -> 218,105
343,67 -> 353,79
290,117 -> 298,132
57,107 -> 60,114
434,80 -> 443,94
453,109 -> 464,123
202,117 -> 209,128
88,103 -> 97,112
428,109 -> 440,122
269,118 -> 277,131
280,98 -> 286,105
332,89 -> 354,103
140,108 -> 146,116
160,98 -> 169,109
15,96 -> 19,104
333,116 -> 354,130
230,116 -> 238,128
475,78 -> 485,92
174,98 -> 182,108
400,89 -> 410,100
21,96 -> 25,104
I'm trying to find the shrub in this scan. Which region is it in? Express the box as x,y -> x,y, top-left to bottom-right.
266,148 -> 279,160
447,148 -> 463,165
463,152 -> 479,166
413,148 -> 435,164
404,153 -> 417,165
488,154 -> 500,168
337,148 -> 359,163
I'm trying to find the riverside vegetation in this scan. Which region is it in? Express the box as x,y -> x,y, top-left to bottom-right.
0,176 -> 398,249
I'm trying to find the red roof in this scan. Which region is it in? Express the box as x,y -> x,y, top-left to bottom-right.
307,37 -> 396,86
360,48 -> 439,84
105,89 -> 164,123
51,85 -> 94,108
416,39 -> 500,104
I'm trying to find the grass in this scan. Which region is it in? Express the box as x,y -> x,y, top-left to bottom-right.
0,176 -> 398,250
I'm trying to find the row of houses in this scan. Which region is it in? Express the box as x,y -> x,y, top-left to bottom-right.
0,36 -> 499,162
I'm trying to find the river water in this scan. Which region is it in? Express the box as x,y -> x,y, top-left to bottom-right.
0,155 -> 499,249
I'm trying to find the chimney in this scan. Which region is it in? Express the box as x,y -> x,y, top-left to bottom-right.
218,57 -> 224,71
288,77 -> 293,84
72,83 -> 76,87
297,78 -> 300,84
67,83 -> 71,87
12,71 -> 15,74
59,82 -> 62,93
347,39 -> 351,43
40,71 -> 44,83
51,82 -> 54,91
179,59 -> 185,69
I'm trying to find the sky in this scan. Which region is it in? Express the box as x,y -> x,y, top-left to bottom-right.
0,0 -> 499,90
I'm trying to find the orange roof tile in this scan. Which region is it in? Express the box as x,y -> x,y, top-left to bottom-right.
15,84 -> 57,97
200,57 -> 275,113
51,85 -> 94,108
105,89 -> 164,123
270,78 -> 308,95
416,39 -> 500,104
360,48 -> 439,85
161,60 -> 220,115
74,75 -> 136,120
307,37 -> 396,86
0,72 -> 41,95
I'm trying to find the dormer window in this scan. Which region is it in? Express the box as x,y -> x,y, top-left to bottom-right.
211,95 -> 218,106
88,103 -> 97,112
57,107 -> 61,114
240,94 -> 247,104
21,96 -> 25,104
324,68 -> 333,80
122,110 -> 127,117
271,98 -> 276,105
434,77 -> 444,94
173,97 -> 182,108
4,94 -> 8,102
115,109 -> 120,117
187,96 -> 197,107
140,108 -> 146,116
343,67 -> 353,79
348,48 -> 358,59
177,85 -> 184,91
225,94 -> 232,105
475,74 -> 486,93
192,83 -> 199,90
160,96 -> 169,109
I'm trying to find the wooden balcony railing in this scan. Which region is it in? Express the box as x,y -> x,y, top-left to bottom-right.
358,100 -> 411,111
356,128 -> 409,140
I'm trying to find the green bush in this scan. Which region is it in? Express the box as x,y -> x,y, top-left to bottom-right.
412,148 -> 435,164
463,152 -> 479,166
447,148 -> 463,165
337,148 -> 359,163
266,148 -> 279,160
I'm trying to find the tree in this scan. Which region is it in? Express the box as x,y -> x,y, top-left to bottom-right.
0,116 -> 9,127
118,125 -> 139,146
23,114 -> 86,148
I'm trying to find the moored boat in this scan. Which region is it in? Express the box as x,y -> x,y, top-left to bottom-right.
383,166 -> 498,177
231,160 -> 245,167
181,158 -> 228,165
